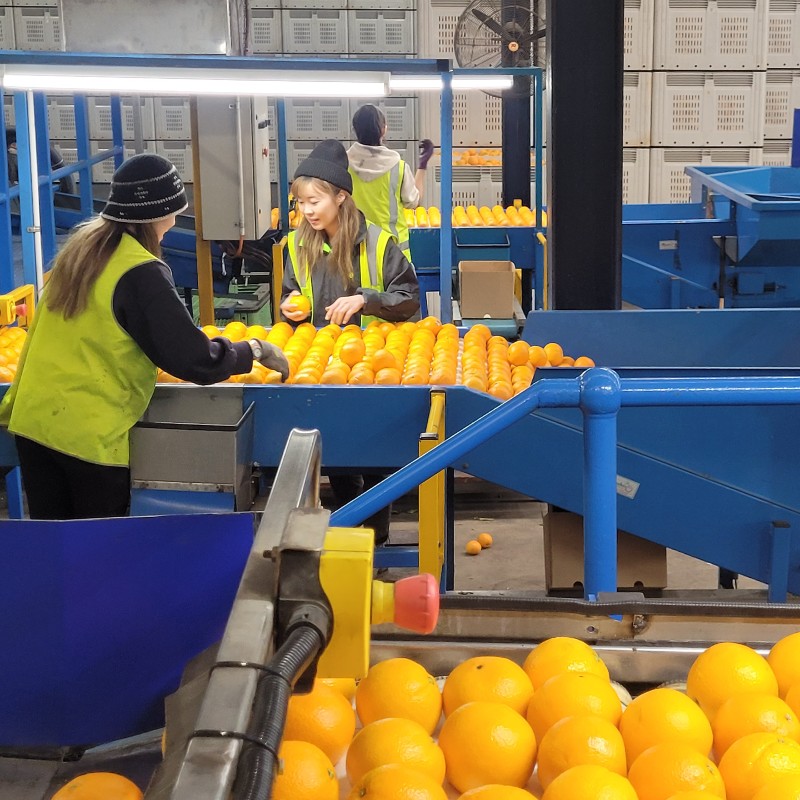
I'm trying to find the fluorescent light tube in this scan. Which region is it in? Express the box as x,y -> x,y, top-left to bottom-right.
390,75 -> 515,92
1,67 -> 389,98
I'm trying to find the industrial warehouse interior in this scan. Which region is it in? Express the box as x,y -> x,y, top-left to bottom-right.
1,1 -> 800,799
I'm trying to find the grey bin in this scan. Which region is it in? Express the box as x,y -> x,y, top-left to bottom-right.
130,385 -> 255,511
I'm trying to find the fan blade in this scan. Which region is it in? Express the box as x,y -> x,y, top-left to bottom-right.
471,8 -> 508,39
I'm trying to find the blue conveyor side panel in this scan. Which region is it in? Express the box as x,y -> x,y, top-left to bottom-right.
0,513 -> 253,748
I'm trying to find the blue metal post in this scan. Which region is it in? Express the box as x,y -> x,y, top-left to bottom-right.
13,92 -> 37,288
439,72 -> 453,324
331,379 -> 579,528
580,368 -> 621,599
6,467 -> 24,520
33,92 -> 56,268
276,98 -> 289,231
534,70 -> 543,228
110,95 -> 124,168
792,109 -> 800,168
73,94 -> 95,218
0,92 -> 14,292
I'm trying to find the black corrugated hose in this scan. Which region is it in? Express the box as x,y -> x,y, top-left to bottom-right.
232,624 -> 325,800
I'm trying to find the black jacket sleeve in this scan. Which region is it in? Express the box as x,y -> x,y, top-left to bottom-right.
112,261 -> 253,385
358,237 -> 420,322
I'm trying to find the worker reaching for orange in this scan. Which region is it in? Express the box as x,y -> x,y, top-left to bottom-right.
0,154 -> 288,520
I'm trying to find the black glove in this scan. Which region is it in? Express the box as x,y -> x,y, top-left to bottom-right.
250,339 -> 289,381
418,139 -> 434,170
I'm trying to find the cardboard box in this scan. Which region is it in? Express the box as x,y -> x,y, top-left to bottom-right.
543,506 -> 668,591
458,260 -> 515,319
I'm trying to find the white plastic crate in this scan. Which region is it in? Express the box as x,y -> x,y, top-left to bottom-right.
768,0 -> 800,67
429,157 -> 546,208
420,92 -> 503,147
90,141 -> 143,184
88,97 -> 156,141
248,0 -> 281,7
348,9 -> 415,54
350,96 -> 418,141
286,140 -> 354,180
46,95 -> 76,138
625,0 -> 655,69
3,95 -> 13,130
350,0 -> 415,7
251,8 -> 282,54
268,140 -> 277,182
282,9 -> 348,54
283,0 -> 345,7
651,71 -> 766,146
624,71 -> 653,146
13,6 -> 61,50
10,0 -> 55,6
156,141 -> 194,184
154,97 -> 191,140
763,138 -> 794,163
765,69 -> 800,137
0,7 -> 15,48
285,98 -> 350,140
654,0 -> 768,70
623,147 -> 651,203
384,139 -> 415,167
649,146 -> 763,202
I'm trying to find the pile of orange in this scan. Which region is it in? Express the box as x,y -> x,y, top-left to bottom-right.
170,318 -> 598,402
0,324 -> 26,383
404,205 -> 547,228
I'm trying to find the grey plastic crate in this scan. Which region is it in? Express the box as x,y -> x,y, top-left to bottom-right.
88,97 -> 156,141
13,6 -> 61,50
287,139 -> 354,178
348,8 -> 415,54
282,8 -> 348,53
350,96 -> 418,141
155,97 -> 191,140
251,7 -> 282,53
0,7 -> 15,48
286,98 -> 351,140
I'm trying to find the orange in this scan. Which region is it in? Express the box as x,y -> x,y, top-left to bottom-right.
488,382 -> 513,401
272,740 -> 338,800
542,342 -> 564,365
559,356 -> 575,367
316,677 -> 356,701
628,742 -> 726,800
437,323 -> 460,340
417,316 -> 442,334
0,366 -> 14,383
477,533 -> 493,548
201,324 -> 220,337
321,367 -> 348,384
283,683 -> 356,763
51,772 -> 142,800
345,717 -> 446,785
522,637 -> 610,690
443,656 -> 533,717
664,794 -> 723,800
438,701 -> 536,792
541,765 -> 638,800
246,324 -> 269,340
462,375 -> 487,392
713,692 -> 800,757
619,687 -> 713,766
537,715 -> 627,790
349,367 -> 375,385
222,320 -> 249,341
465,540 -> 482,555
687,642 -> 779,722
338,337 -> 366,367
371,349 -> 398,372
527,346 -> 548,367
346,764 -> 448,800
356,658 -> 442,735
507,341 -> 531,366
286,294 -> 312,315
719,732 -> 800,800
753,773 -> 800,799
379,321 -> 397,337
769,632 -> 800,698
240,368 -> 266,384
574,356 -> 596,367
458,787 -> 538,800
526,671 -> 621,744
466,323 -> 492,341
375,367 -> 402,385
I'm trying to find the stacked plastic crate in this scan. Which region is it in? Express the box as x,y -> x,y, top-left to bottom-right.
649,0 -> 768,202
762,0 -> 800,166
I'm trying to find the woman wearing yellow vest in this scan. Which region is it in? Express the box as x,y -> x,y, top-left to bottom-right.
280,139 -> 419,544
0,154 -> 288,520
346,104 -> 434,263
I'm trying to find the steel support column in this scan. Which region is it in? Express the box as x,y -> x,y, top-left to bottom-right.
545,0 -> 623,309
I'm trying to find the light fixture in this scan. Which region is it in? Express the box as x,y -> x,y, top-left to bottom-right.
0,66 -> 389,98
389,75 -> 515,92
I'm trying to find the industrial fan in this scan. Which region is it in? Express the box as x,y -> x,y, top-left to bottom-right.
454,0 -> 545,96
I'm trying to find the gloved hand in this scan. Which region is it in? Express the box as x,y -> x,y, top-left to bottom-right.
418,139 -> 434,170
251,339 -> 290,381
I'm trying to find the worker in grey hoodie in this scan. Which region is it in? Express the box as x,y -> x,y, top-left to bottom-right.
347,103 -> 434,263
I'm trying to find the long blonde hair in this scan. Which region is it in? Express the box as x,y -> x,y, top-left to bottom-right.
291,177 -> 361,289
45,216 -> 161,319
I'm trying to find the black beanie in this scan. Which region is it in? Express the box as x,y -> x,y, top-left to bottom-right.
293,139 -> 353,194
101,153 -> 188,224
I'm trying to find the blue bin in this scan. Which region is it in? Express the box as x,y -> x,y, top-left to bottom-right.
454,228 -> 511,263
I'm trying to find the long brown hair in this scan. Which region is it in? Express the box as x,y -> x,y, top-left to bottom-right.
45,217 -> 161,319
291,177 -> 361,290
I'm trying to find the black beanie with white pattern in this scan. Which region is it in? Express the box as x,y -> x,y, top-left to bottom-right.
101,154 -> 188,224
